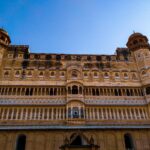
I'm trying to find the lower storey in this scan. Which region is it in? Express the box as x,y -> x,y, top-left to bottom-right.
0,128 -> 150,150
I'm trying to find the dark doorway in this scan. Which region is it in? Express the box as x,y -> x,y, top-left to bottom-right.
16,135 -> 26,150
124,133 -> 134,150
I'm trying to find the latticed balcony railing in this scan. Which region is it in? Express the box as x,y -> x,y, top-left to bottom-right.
0,86 -> 144,97
0,106 -> 149,124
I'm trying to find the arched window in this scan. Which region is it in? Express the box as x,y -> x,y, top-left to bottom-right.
72,71 -> 78,78
146,87 -> 150,95
71,135 -> 82,145
4,71 -> 9,77
16,135 -> 26,150
39,71 -> 43,76
72,107 -> 79,118
94,72 -> 98,77
124,73 -> 128,79
139,39 -> 143,43
72,85 -> 78,94
56,55 -> 61,61
87,56 -> 92,61
115,73 -> 120,79
15,71 -> 20,76
0,35 -> 5,41
124,133 -> 134,150
28,71 -> 32,76
104,72 -> 109,78
133,40 -> 138,45
51,71 -> 55,77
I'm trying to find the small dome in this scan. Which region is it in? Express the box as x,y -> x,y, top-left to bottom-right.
0,28 -> 9,36
126,32 -> 149,50
128,32 -> 144,41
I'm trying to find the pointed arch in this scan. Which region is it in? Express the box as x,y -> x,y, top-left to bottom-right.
70,133 -> 89,146
70,135 -> 82,145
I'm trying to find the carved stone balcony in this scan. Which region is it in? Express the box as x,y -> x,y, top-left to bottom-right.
66,118 -> 85,125
67,94 -> 84,102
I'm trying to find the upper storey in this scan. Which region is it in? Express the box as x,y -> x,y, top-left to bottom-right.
0,29 -> 150,86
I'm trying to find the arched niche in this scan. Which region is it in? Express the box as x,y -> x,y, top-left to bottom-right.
66,64 -> 83,80
16,134 -> 26,150
124,133 -> 135,150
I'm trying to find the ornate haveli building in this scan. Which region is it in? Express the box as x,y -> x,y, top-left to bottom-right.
0,28 -> 150,150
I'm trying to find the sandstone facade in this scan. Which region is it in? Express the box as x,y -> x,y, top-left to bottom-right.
0,29 -> 150,150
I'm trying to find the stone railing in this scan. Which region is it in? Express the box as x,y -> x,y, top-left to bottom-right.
85,96 -> 145,101
0,95 -> 66,100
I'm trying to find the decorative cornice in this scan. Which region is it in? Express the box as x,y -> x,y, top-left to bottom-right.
0,125 -> 150,130
0,98 -> 147,106
85,99 -> 147,106
0,99 -> 66,105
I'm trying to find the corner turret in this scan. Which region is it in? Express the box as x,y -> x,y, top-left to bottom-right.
0,29 -> 11,68
126,32 -> 149,51
127,33 -> 150,100
0,28 -> 11,46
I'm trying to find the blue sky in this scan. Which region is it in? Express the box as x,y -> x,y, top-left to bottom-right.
0,0 -> 150,54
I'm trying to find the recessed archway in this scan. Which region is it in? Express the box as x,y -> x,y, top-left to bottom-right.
16,134 -> 26,150
124,133 -> 135,150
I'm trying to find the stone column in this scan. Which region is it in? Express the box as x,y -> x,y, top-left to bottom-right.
133,108 -> 137,120
20,108 -> 24,120
16,108 -> 19,120
113,109 -> 116,120
25,108 -> 28,120
97,108 -> 100,120
138,109 -> 142,120
126,109 -> 129,120
52,108 -> 54,120
101,108 -> 104,120
30,108 -> 33,120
